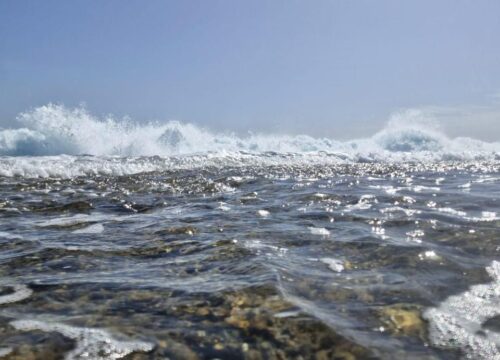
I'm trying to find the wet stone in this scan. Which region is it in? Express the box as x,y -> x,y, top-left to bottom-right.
0,330 -> 74,360
154,226 -> 198,236
379,304 -> 426,338
35,201 -> 94,214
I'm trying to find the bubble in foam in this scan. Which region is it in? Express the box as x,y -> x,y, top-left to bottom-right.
423,261 -> 500,359
10,320 -> 154,360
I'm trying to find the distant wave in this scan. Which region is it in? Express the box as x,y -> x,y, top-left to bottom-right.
0,104 -> 499,161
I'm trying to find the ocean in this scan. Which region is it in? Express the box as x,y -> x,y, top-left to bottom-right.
0,105 -> 499,359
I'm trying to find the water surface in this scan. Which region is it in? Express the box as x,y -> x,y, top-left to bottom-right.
0,157 -> 498,359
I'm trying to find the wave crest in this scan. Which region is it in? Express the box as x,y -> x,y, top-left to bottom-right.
0,104 -> 498,161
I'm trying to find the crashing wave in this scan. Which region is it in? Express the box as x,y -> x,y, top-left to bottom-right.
0,104 -> 497,160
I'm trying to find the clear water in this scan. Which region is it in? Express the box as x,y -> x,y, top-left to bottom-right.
0,158 -> 498,359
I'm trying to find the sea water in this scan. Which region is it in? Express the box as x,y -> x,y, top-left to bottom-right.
0,105 -> 499,359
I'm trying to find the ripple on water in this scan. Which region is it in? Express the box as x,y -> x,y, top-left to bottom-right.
71,223 -> 105,234
0,160 -> 498,359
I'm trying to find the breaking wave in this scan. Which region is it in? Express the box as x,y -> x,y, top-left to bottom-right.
0,104 -> 498,160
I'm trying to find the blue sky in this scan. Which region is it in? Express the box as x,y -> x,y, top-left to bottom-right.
1,0 -> 499,140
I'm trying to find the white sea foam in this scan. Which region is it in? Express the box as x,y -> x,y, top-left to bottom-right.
0,104 -> 500,177
320,258 -> 345,273
424,261 -> 500,359
460,211 -> 500,223
346,195 -> 378,212
437,207 -> 467,217
0,348 -> 12,357
381,206 -> 419,217
309,227 -> 330,236
10,319 -> 154,360
257,209 -> 270,217
481,211 -> 497,220
0,284 -> 32,304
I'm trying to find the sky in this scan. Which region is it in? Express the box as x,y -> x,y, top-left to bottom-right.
1,0 -> 499,140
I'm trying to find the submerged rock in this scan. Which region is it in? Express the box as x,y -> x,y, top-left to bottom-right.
154,226 -> 198,236
379,304 -> 426,337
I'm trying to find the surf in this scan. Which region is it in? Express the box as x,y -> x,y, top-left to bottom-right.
0,104 -> 498,160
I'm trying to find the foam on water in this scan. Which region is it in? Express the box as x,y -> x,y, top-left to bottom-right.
320,258 -> 345,273
0,348 -> 12,357
0,284 -> 32,304
257,209 -> 270,217
424,261 -> 500,359
10,320 -> 154,360
309,227 -> 330,236
437,207 -> 467,218
0,104 -> 498,178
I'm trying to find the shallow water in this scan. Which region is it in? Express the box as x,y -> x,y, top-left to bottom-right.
0,156 -> 499,359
